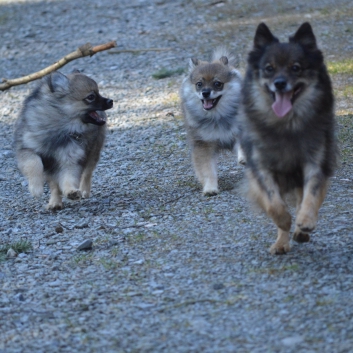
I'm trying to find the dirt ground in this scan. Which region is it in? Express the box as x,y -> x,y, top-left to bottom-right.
1,0 -> 353,352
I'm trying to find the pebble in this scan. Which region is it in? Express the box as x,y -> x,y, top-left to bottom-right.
74,221 -> 89,229
55,225 -> 64,233
77,239 -> 93,251
6,248 -> 17,258
281,336 -> 304,346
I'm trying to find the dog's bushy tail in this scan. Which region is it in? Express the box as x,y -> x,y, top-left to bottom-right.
212,46 -> 237,67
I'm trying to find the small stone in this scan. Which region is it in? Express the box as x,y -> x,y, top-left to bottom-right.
213,283 -> 225,290
3,150 -> 14,158
55,225 -> 64,233
109,240 -> 120,246
74,221 -> 89,229
7,248 -> 17,258
281,336 -> 304,346
48,280 -> 61,287
14,293 -> 25,301
77,239 -> 93,251
135,303 -> 155,309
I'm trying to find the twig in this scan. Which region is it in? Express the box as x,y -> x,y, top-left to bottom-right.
108,47 -> 171,54
0,41 -> 117,91
162,193 -> 190,205
158,299 -> 221,312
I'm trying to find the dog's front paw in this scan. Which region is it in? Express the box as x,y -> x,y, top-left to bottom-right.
202,180 -> 219,196
47,201 -> 63,211
66,190 -> 82,200
29,183 -> 44,198
203,187 -> 219,196
270,242 -> 290,255
237,153 -> 246,165
236,144 -> 246,165
296,212 -> 317,233
81,190 -> 90,199
293,231 -> 310,243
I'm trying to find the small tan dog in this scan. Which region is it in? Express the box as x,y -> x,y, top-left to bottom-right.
180,48 -> 244,195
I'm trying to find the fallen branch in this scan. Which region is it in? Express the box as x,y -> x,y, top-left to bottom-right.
157,299 -> 221,312
108,47 -> 171,54
0,41 -> 117,91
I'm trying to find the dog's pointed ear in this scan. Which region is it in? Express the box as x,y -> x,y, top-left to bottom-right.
189,57 -> 199,72
48,71 -> 70,93
253,23 -> 279,49
219,56 -> 228,65
290,22 -> 317,50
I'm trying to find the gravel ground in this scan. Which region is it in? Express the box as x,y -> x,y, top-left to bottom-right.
1,0 -> 353,352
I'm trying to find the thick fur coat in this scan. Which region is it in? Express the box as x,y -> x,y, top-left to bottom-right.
14,71 -> 113,209
239,22 -> 338,254
180,48 -> 243,195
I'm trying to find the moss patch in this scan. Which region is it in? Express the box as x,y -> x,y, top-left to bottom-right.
152,67 -> 185,80
327,59 -> 353,75
0,240 -> 33,261
337,114 -> 353,163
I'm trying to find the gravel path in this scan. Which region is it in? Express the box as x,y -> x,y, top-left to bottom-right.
1,0 -> 353,352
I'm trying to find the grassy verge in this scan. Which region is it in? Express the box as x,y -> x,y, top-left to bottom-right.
0,240 -> 33,261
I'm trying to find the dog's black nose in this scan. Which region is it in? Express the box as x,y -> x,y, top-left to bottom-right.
105,99 -> 113,109
274,79 -> 287,91
202,89 -> 211,98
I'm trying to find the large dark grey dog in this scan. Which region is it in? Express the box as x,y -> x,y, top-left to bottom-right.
240,22 -> 338,254
14,71 -> 113,210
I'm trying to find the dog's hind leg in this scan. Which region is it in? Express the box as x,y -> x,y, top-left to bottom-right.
79,155 -> 100,199
79,132 -> 105,198
294,166 -> 328,242
79,168 -> 94,199
270,228 -> 291,255
59,168 -> 82,201
192,142 -> 218,196
236,141 -> 246,165
247,169 -> 292,254
47,179 -> 63,210
292,187 -> 310,242
17,149 -> 45,198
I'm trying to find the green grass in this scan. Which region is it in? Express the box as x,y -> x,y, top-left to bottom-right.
72,253 -> 94,266
152,67 -> 185,79
337,114 -> 353,163
99,258 -> 120,270
0,240 -> 33,261
0,14 -> 8,25
342,86 -> 353,98
327,59 -> 353,75
251,263 -> 300,275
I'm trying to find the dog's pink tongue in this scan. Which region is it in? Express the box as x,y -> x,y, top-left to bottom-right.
272,91 -> 293,118
203,99 -> 213,110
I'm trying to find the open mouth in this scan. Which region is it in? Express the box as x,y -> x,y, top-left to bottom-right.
269,83 -> 304,118
201,95 -> 222,111
84,111 -> 106,126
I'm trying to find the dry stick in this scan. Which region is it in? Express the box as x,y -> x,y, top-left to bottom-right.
157,299 -> 222,313
0,41 -> 117,91
108,47 -> 171,54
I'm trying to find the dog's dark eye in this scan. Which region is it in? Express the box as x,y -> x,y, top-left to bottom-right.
214,81 -> 223,89
196,82 -> 202,88
264,65 -> 274,73
291,64 -> 301,72
85,93 -> 96,102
